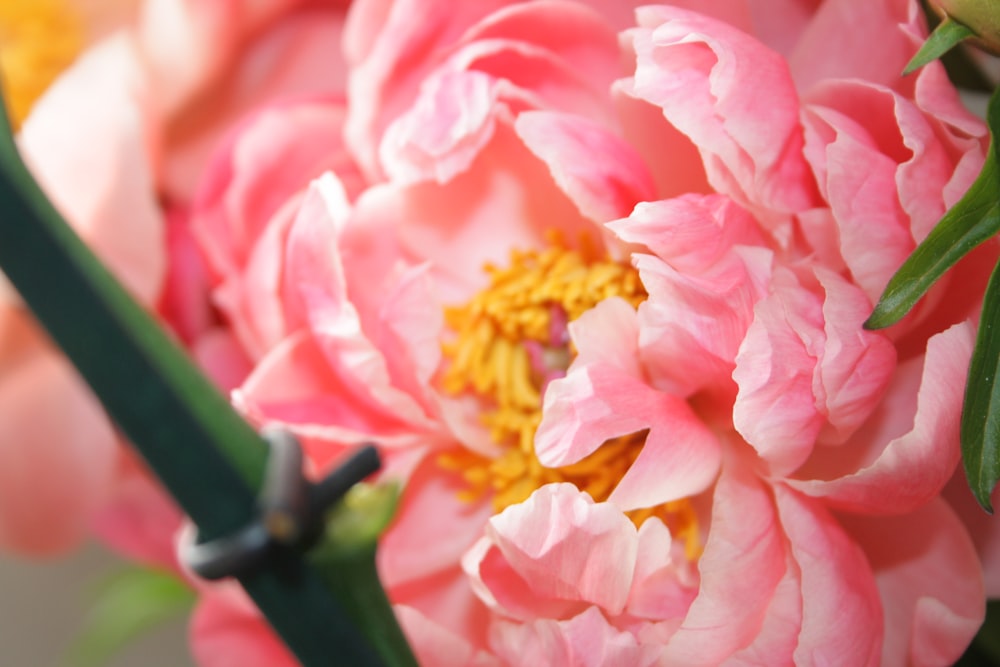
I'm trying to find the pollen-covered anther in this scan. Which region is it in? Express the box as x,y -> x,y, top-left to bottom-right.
438,235 -> 703,558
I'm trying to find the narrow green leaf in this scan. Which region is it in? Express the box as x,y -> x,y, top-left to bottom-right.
65,567 -> 194,667
904,16 -> 976,75
0,97 -> 391,664
865,85 -> 1000,330
963,257 -> 1000,513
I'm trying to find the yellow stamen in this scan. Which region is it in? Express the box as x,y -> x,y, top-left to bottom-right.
0,0 -> 84,130
439,234 -> 703,560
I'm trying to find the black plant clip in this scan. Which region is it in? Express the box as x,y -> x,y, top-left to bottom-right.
184,427 -> 381,581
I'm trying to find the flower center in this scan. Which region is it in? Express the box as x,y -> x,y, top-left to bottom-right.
439,235 -> 702,558
0,0 -> 84,129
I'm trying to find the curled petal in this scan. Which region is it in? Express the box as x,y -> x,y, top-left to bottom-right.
624,6 -> 816,216
537,299 -> 721,507
789,323 -> 973,514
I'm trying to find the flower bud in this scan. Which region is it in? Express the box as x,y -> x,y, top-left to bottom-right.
931,0 -> 1000,54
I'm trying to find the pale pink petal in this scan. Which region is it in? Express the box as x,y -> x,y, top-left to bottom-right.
624,6 -> 816,216
945,473 -> 1000,597
787,0 -> 921,93
0,351 -> 117,555
536,300 -> 721,507
190,588 -> 297,667
283,176 -> 437,430
516,110 -> 656,223
839,498 -> 984,667
723,550 -> 803,666
355,124 -> 597,303
344,0 -> 513,178
20,35 -> 164,305
395,605 -> 500,667
236,331 -> 427,446
800,94 -> 915,303
191,328 -> 253,393
660,462 -> 786,665
627,519 -> 697,621
788,322 -> 973,514
772,485 -> 882,666
380,457 -> 494,590
380,70 -> 501,184
609,195 -> 771,395
481,483 -> 638,615
489,606 -> 662,667
733,269 -> 825,475
813,269 -> 896,445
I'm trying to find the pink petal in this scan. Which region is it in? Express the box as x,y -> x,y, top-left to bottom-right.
91,461 -> 183,571
489,606 -> 662,667
608,194 -> 770,395
516,110 -> 656,223
395,605 -> 500,667
733,269 -> 826,475
789,322 -> 973,514
787,0 -> 922,93
800,94 -> 916,303
623,6 -> 816,216
772,485 -> 882,666
536,299 -> 721,507
945,472 -> 1000,597
344,0 -> 513,178
380,458 -> 494,590
0,349 -> 117,555
192,100 -> 353,279
839,498 -> 984,667
660,462 -> 786,665
482,483 -> 638,615
20,36 -> 164,306
813,269 -> 896,445
190,588 -> 297,667
380,70 -> 501,185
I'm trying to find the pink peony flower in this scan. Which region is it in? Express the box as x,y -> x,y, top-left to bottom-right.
4,0 -> 997,665
172,1 -> 996,665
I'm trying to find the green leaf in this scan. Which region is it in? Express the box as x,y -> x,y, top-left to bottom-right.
904,15 -> 976,75
65,567 -> 194,667
962,257 -> 1000,512
865,85 -> 1000,330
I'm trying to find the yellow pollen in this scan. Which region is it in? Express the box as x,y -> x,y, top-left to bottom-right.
439,234 -> 703,560
0,0 -> 84,130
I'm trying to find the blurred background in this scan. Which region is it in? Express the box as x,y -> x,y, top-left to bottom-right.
0,542 -> 194,666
